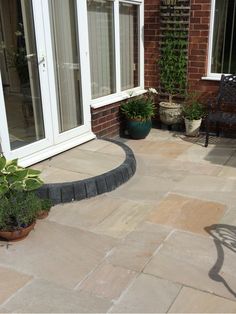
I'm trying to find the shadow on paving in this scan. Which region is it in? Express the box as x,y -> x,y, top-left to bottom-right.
205,224 -> 236,298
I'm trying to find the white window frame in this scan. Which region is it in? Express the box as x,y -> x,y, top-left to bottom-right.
203,0 -> 235,81
88,0 -> 145,109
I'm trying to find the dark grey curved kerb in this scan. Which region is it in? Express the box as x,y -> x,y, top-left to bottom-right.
37,138 -> 136,204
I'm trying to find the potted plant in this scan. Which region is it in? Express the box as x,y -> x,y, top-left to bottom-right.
121,89 -> 157,139
182,95 -> 206,137
37,198 -> 53,219
0,154 -> 44,241
0,191 -> 42,241
158,28 -> 188,125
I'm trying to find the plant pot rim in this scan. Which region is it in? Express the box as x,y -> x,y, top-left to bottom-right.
127,118 -> 152,122
159,101 -> 182,109
184,117 -> 202,122
0,221 -> 36,241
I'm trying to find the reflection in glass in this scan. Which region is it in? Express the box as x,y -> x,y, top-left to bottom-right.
120,3 -> 139,91
211,0 -> 236,74
49,0 -> 83,133
87,0 -> 116,99
0,0 -> 45,150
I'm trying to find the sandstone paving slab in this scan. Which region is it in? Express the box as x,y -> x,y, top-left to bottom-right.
48,195 -> 124,230
3,279 -> 111,313
127,140 -> 190,159
148,193 -> 226,235
220,207 -> 236,226
110,273 -> 181,313
111,174 -> 177,202
97,142 -> 128,156
175,174 -> 236,194
174,175 -> 236,207
144,230 -> 236,301
0,266 -> 32,305
107,223 -> 172,271
169,286 -> 236,313
136,155 -> 222,178
218,152 -> 236,179
177,144 -> 235,166
0,308 -> 10,313
78,139 -> 111,152
38,166 -> 91,183
47,149 -> 124,177
0,221 -> 116,289
92,200 -> 154,238
78,262 -> 137,300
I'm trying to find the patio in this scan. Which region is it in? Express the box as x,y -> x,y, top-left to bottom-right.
1,129 -> 236,313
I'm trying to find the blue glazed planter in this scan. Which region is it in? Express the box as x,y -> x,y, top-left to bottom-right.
126,119 -> 152,139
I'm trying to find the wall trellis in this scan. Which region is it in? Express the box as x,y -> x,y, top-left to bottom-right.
159,0 -> 191,98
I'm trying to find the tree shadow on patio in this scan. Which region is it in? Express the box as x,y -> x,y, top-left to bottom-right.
205,224 -> 236,298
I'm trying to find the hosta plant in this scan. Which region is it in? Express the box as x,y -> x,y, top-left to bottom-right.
0,154 -> 44,198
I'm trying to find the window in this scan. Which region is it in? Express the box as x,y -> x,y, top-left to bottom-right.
120,3 -> 139,90
87,0 -> 116,99
209,0 -> 236,75
87,0 -> 143,102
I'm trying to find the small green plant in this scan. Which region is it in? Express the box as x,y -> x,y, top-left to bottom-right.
182,93 -> 206,120
121,98 -> 155,121
40,198 -> 53,212
0,191 -> 41,231
0,154 -> 44,197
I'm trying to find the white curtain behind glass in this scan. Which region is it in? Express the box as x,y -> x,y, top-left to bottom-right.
120,3 -> 139,91
87,0 -> 115,99
50,0 -> 81,132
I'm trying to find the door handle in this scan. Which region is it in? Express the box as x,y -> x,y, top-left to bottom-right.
26,53 -> 36,59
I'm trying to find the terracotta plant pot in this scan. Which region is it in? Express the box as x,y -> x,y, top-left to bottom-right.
0,222 -> 36,242
184,118 -> 202,137
37,210 -> 49,219
159,102 -> 183,125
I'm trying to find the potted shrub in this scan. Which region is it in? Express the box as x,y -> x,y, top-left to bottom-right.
182,97 -> 206,137
0,154 -> 44,241
121,89 -> 156,139
158,29 -> 188,125
0,191 -> 42,241
37,198 -> 53,219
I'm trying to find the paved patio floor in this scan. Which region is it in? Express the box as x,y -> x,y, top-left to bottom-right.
1,129 -> 236,313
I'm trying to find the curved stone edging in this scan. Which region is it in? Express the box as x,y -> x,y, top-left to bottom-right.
37,138 -> 136,205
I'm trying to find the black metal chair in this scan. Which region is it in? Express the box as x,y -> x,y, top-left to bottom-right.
205,74 -> 236,147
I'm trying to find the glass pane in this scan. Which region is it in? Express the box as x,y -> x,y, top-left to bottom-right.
120,3 -> 139,91
49,0 -> 83,133
87,0 -> 116,99
211,0 -> 236,74
0,0 -> 45,150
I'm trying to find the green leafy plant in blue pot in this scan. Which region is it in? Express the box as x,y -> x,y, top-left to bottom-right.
121,89 -> 157,139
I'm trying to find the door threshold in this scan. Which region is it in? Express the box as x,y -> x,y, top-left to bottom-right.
19,131 -> 96,167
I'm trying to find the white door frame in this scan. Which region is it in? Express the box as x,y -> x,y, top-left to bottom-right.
41,0 -> 93,145
0,0 -> 95,167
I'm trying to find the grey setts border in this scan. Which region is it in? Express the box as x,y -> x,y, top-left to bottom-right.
37,138 -> 136,205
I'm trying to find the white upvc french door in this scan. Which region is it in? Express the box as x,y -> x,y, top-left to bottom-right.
0,0 -> 94,167
41,0 -> 92,145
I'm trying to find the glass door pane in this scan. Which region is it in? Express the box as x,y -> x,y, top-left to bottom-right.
49,0 -> 83,133
0,0 -> 45,150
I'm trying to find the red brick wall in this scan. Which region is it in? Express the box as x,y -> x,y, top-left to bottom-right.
188,0 -> 219,98
144,0 -> 160,88
91,102 -> 121,138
